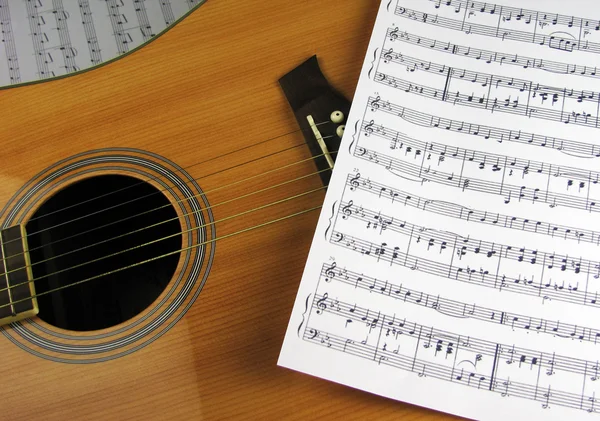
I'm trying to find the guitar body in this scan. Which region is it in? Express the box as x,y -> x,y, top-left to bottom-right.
0,1 -> 450,419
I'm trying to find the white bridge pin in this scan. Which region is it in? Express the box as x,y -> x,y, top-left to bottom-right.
330,110 -> 345,124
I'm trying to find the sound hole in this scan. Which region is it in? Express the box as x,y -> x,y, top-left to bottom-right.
26,175 -> 182,331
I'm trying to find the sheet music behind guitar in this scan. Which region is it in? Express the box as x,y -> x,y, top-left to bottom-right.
279,1 -> 600,419
0,0 -> 204,88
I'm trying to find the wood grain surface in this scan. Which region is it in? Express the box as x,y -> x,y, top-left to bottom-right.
0,1 -> 460,419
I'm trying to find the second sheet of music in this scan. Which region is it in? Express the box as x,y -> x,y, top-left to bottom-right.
280,1 -> 600,419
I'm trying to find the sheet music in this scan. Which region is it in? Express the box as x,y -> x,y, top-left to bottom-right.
0,0 -> 205,88
279,1 -> 600,419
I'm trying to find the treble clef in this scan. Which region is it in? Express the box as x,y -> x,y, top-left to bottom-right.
370,96 -> 381,111
315,293 -> 329,314
349,172 -> 361,190
325,262 -> 337,281
341,200 -> 354,219
364,119 -> 375,136
389,27 -> 399,41
383,48 -> 393,63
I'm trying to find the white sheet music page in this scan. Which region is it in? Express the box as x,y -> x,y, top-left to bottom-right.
279,0 -> 600,419
0,1 -> 205,88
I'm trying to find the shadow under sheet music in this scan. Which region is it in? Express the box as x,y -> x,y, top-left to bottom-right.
279,0 -> 600,419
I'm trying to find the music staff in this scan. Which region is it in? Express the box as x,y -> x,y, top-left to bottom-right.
312,292 -> 596,379
106,0 -> 132,54
304,294 -> 600,413
356,122 -> 600,213
381,48 -> 600,107
132,0 -> 154,40
319,263 -> 600,345
336,200 -> 600,285
79,0 -> 103,64
0,0 -> 21,84
356,145 -> 599,213
338,198 -> 600,277
159,1 -> 177,25
386,28 -> 600,80
380,49 -> 600,106
25,1 -> 51,79
330,226 -> 599,308
361,119 -> 599,186
53,1 -> 78,74
368,96 -> 600,159
395,1 -> 600,55
345,174 -> 600,246
374,68 -> 600,129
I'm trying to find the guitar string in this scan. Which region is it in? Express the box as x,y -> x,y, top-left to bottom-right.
24,120 -> 335,223
18,133 -> 337,244
2,135 -> 336,254
0,122 -> 338,306
0,203 -> 324,311
0,166 -> 331,279
0,181 -> 327,295
0,148 -> 336,264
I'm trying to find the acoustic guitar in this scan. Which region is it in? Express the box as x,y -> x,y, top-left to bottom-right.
0,1 -> 454,419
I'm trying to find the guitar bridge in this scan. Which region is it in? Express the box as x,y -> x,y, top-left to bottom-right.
0,225 -> 39,326
279,55 -> 351,186
306,114 -> 335,170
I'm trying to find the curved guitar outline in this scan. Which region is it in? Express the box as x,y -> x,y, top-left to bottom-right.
0,1 -> 208,92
